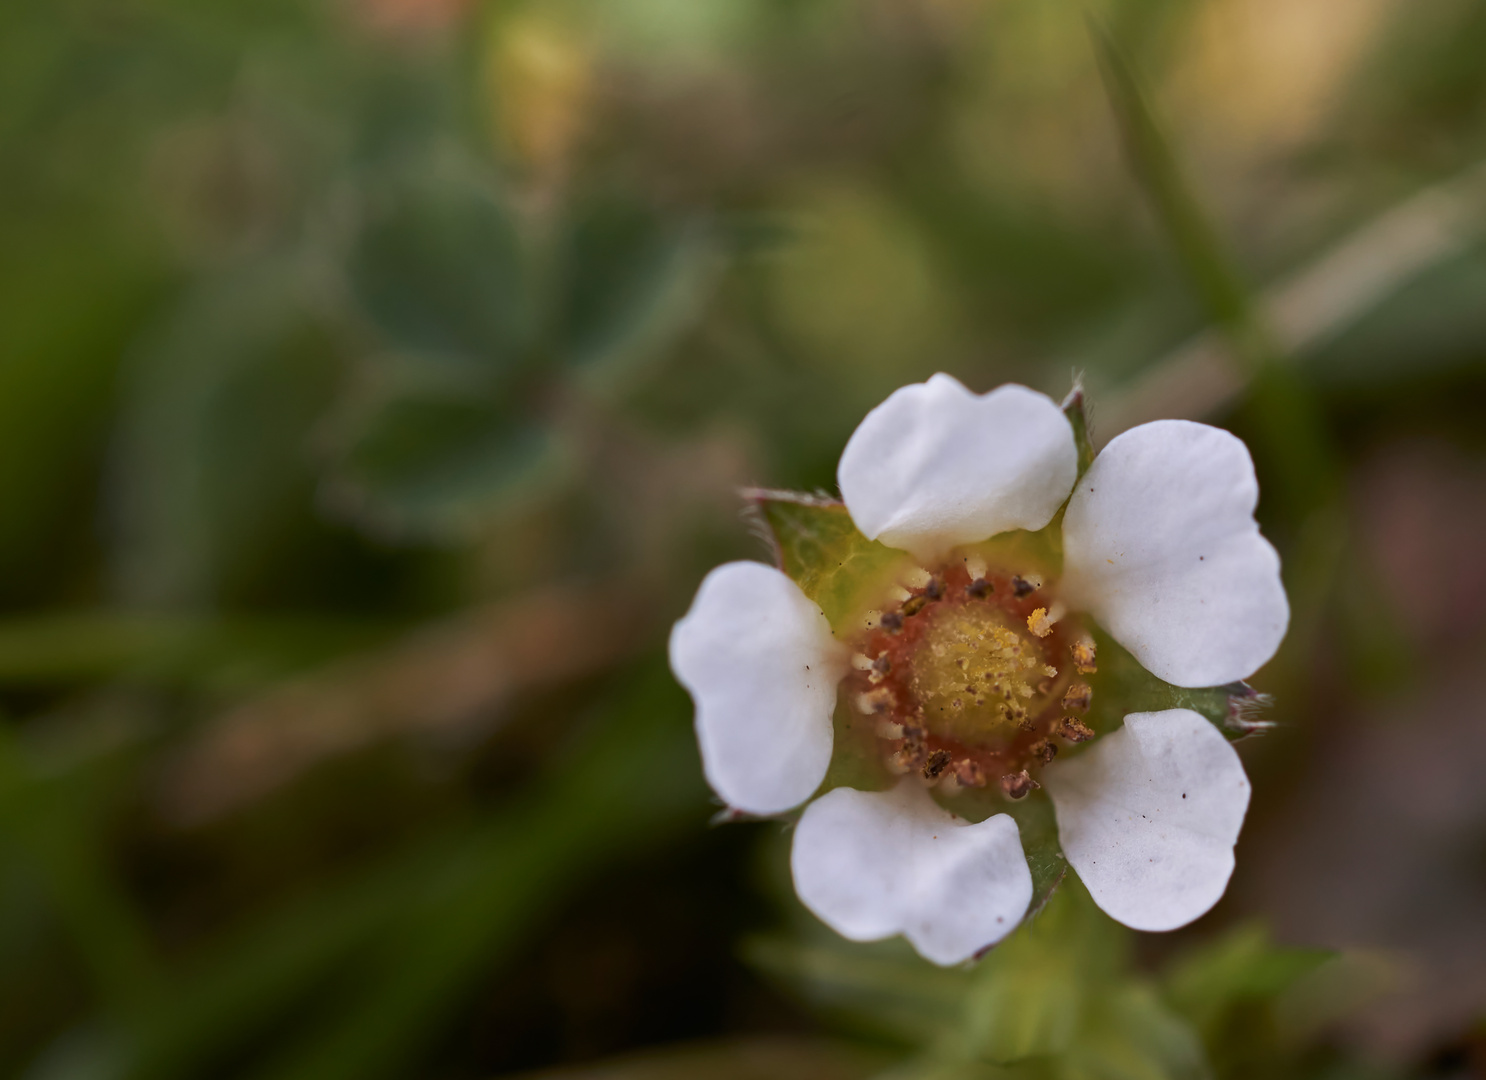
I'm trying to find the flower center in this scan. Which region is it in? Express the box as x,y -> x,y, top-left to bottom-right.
846,557 -> 1098,799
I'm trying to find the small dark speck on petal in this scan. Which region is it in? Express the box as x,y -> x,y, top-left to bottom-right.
997,916 -> 1004,923
1182,793 -> 1186,798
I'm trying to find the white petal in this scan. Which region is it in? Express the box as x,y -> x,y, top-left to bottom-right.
1061,420 -> 1289,687
1044,709 -> 1250,932
669,562 -> 846,815
791,782 -> 1032,965
837,375 -> 1078,561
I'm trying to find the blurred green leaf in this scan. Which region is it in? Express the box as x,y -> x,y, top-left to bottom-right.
324,365 -> 566,540
959,881 -> 1124,1065
501,1035 -> 885,1080
743,934 -> 974,1049
761,882 -> 1209,1080
1062,981 -> 1209,1080
1304,241 -> 1486,392
110,263 -> 342,608
0,208 -> 163,606
348,168 -> 532,367
239,662 -> 704,1080
557,195 -> 718,390
0,611 -> 393,688
0,724 -> 163,1020
14,661 -> 703,1080
1342,0 -> 1486,154
333,182 -> 714,539
1165,924 -> 1332,1037
1162,924 -> 1335,1080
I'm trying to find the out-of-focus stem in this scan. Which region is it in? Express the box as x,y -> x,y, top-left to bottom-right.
1099,158 -> 1486,441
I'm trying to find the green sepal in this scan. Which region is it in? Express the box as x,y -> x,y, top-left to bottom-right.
817,691 -> 896,797
1061,382 -> 1097,480
937,786 -> 1066,921
743,488 -> 911,631
1084,628 -> 1265,743
996,792 -> 1066,921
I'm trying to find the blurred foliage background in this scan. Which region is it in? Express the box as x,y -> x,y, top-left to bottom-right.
1,0 -> 1485,1077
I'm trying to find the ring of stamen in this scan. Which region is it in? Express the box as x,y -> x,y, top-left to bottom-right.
845,561 -> 1098,798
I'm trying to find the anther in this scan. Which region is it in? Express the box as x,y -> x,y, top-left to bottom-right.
871,655 -> 891,675
1057,716 -> 1095,743
901,594 -> 930,617
954,759 -> 987,787
892,731 -> 928,772
854,688 -> 894,714
903,567 -> 933,589
924,577 -> 943,600
1012,576 -> 1036,599
1071,638 -> 1097,674
874,718 -> 904,740
966,578 -> 992,599
1027,607 -> 1055,638
922,749 -> 953,781
1000,770 -> 1040,799
1062,683 -> 1092,711
1029,739 -> 1058,764
880,611 -> 904,633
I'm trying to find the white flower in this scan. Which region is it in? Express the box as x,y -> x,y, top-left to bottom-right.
670,374 -> 1286,963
